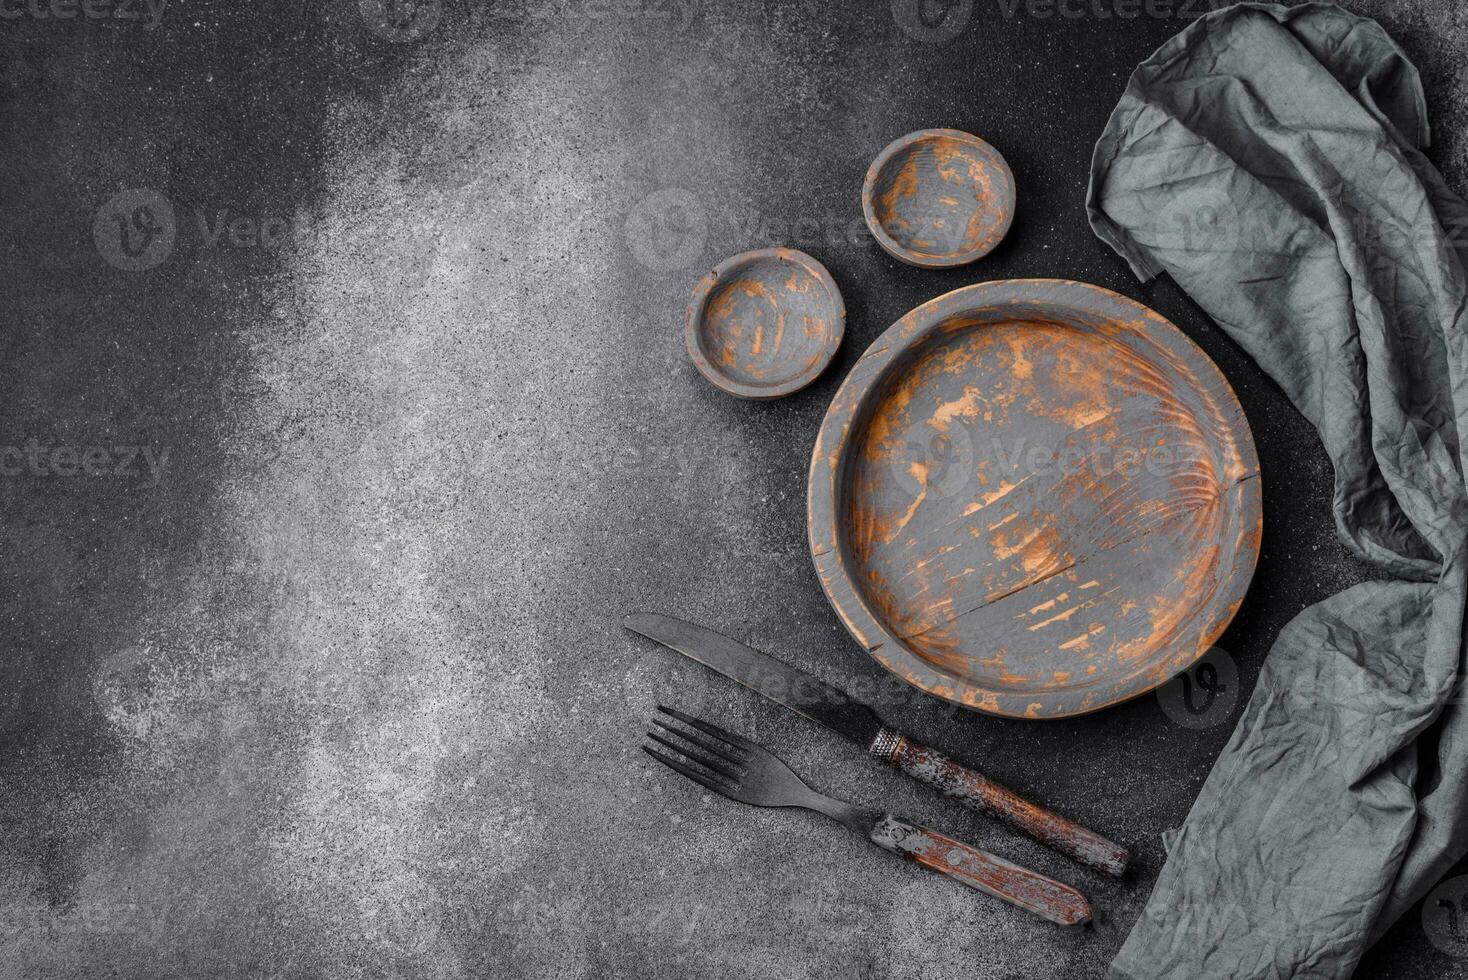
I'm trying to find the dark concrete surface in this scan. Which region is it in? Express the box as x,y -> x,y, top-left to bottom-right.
2,1 -> 1466,977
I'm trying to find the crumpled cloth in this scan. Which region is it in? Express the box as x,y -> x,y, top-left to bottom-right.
1087,3 -> 1468,977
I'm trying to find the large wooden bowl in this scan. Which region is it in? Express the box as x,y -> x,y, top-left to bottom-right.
807,280 -> 1261,719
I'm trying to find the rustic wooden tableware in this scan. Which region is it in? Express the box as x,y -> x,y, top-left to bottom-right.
643,706 -> 1091,926
861,129 -> 1016,269
807,279 -> 1262,719
684,247 -> 845,399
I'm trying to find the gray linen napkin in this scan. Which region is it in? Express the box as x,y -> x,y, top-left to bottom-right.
1088,3 -> 1468,976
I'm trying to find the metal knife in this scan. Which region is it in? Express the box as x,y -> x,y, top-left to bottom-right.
624,611 -> 1130,878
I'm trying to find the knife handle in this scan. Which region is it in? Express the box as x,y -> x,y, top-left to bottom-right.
867,813 -> 1091,926
870,728 -> 1129,878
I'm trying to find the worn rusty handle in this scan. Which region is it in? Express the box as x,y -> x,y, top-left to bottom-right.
868,814 -> 1091,926
872,729 -> 1129,877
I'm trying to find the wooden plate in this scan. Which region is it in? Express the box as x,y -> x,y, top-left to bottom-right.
861,129 -> 1015,269
807,280 -> 1261,719
685,248 -> 845,400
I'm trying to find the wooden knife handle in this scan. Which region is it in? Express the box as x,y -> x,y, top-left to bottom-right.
870,728 -> 1129,878
867,813 -> 1091,926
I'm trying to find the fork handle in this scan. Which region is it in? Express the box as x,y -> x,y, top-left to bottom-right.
868,814 -> 1091,926
870,729 -> 1129,878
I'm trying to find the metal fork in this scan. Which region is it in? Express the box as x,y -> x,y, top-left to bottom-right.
643,706 -> 1091,926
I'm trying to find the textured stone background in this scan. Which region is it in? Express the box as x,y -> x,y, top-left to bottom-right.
2,1 -> 1465,977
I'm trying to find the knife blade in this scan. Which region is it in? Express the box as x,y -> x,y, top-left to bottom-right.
623,611 -> 884,746
623,611 -> 1130,878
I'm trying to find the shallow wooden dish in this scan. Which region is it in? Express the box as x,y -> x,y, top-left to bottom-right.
808,280 -> 1261,719
685,248 -> 845,400
862,129 -> 1015,268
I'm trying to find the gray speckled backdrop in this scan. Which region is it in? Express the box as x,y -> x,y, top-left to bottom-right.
2,1 -> 1465,977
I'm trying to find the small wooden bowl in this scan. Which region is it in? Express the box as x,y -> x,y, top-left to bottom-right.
685,248 -> 845,399
862,129 -> 1016,268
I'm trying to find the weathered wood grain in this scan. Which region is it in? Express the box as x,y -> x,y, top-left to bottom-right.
808,279 -> 1262,719
684,247 -> 845,400
883,734 -> 1129,876
861,128 -> 1015,269
867,814 -> 1092,926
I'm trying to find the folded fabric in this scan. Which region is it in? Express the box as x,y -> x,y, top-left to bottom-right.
1088,3 -> 1468,976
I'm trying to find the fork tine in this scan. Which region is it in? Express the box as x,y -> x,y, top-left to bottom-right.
642,745 -> 734,796
645,729 -> 744,782
656,705 -> 757,755
649,717 -> 746,769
